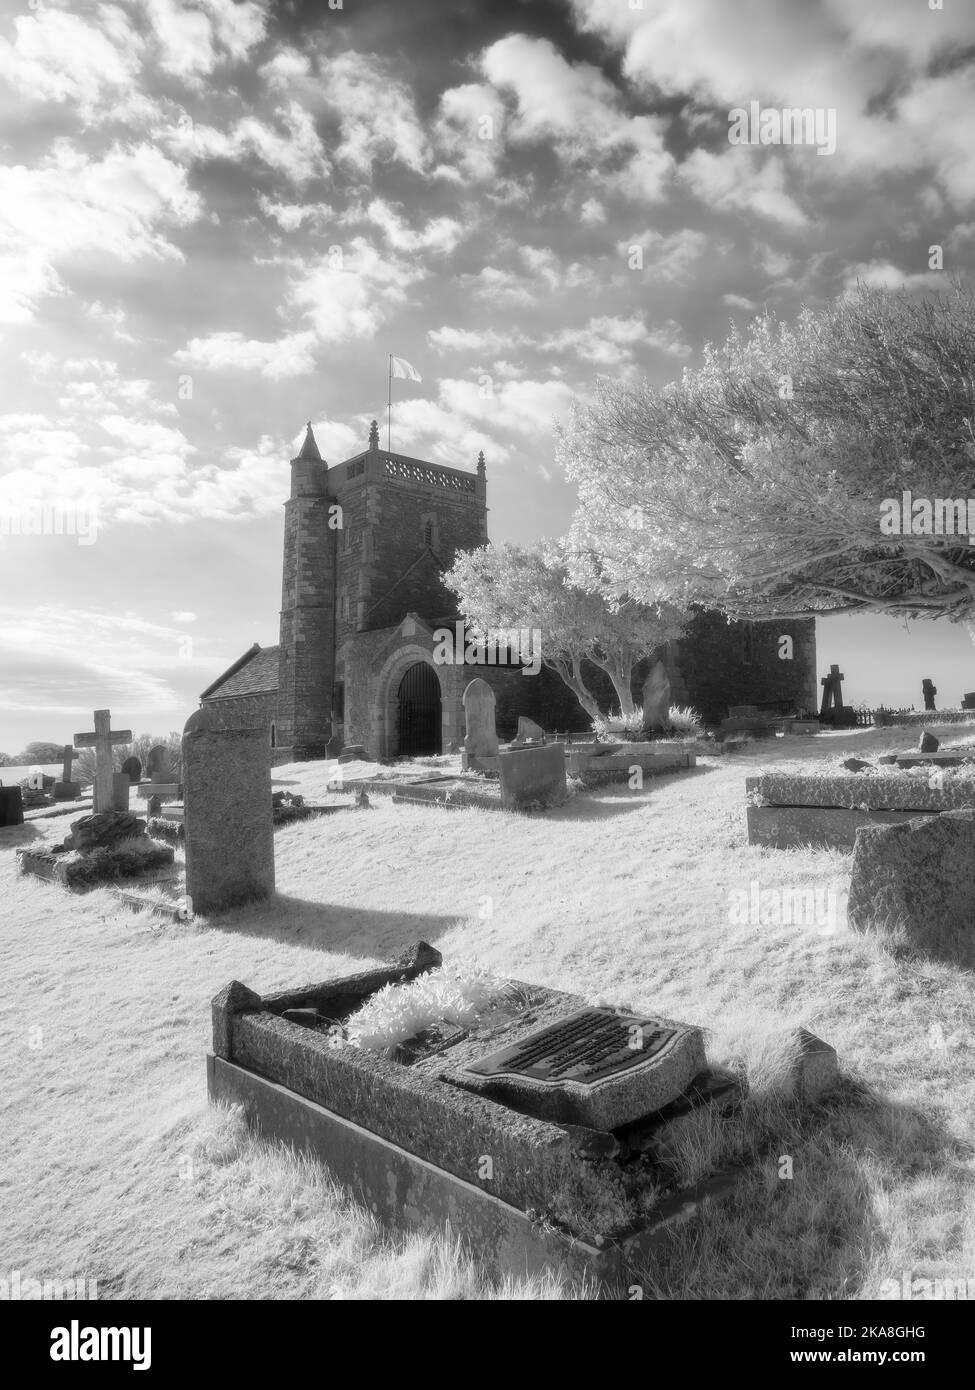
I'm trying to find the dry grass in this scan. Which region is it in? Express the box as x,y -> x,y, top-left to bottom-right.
1,723 -> 973,1300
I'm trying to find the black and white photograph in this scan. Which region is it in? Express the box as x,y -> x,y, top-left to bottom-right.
1,0 -> 973,1342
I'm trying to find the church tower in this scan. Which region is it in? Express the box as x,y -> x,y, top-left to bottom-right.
276,423 -> 336,758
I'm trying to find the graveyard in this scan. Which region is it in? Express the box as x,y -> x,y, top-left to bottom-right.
3,705 -> 973,1298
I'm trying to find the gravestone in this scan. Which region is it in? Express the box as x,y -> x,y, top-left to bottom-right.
122,755 -> 142,784
817,663 -> 858,725
75,710 -> 132,813
182,707 -> 274,915
918,730 -> 939,753
962,692 -> 975,711
462,678 -> 499,769
53,745 -> 81,801
513,716 -> 546,745
642,661 -> 671,735
921,678 -> 937,712
146,745 -> 174,782
112,771 -> 130,811
848,811 -> 975,953
457,1006 -> 707,1130
0,786 -> 24,828
497,743 -> 566,810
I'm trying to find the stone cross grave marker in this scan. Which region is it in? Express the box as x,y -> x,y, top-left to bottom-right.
922,678 -> 937,712
53,744 -> 81,802
75,710 -> 132,813
463,678 -> 499,758
819,664 -> 845,716
59,745 -> 78,783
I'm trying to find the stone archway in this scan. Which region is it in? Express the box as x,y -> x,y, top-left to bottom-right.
396,661 -> 442,756
372,645 -> 447,760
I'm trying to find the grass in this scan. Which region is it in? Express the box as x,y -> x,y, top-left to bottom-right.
1,721 -> 973,1299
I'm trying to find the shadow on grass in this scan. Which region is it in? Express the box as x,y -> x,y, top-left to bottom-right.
550,762 -> 717,822
0,823 -> 43,847
200,891 -> 460,958
618,1079 -> 968,1300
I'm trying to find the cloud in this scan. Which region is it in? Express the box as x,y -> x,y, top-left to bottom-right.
287,239 -> 427,344
173,331 -> 319,379
162,102 -> 329,184
361,200 -> 465,255
0,141 -> 202,324
318,51 -> 431,175
480,34 -> 674,202
680,148 -> 808,228
433,82 -> 507,183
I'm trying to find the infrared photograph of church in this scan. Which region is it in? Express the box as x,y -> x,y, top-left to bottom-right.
200,421 -> 818,762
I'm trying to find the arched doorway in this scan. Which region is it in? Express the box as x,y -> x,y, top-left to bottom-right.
396,661 -> 442,756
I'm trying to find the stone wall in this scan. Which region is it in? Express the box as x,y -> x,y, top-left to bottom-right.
670,612 -> 817,724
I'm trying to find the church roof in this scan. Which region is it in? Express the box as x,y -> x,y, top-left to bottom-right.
200,643 -> 280,701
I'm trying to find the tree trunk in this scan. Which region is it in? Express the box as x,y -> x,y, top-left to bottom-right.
589,655 -> 637,717
545,657 -> 602,719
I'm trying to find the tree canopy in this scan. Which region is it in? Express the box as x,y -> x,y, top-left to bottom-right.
556,282 -> 975,623
445,541 -> 684,718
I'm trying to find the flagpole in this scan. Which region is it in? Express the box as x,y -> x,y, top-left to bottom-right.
387,354 -> 392,452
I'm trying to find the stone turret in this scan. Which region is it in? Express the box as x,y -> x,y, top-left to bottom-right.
277,423 -> 336,758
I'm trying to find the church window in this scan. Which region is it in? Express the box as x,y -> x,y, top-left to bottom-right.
270,722 -> 276,748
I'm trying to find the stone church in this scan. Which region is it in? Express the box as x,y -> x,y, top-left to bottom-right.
200,422 -> 818,762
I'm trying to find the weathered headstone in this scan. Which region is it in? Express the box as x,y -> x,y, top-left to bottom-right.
918,730 -> 939,753
462,678 -> 499,759
75,710 -> 132,813
121,755 -> 142,784
642,660 -> 671,735
53,745 -> 81,801
921,678 -> 937,712
146,745 -> 174,782
0,786 -> 24,827
848,810 -> 975,953
112,771 -> 130,811
457,1006 -> 707,1129
513,716 -> 546,745
182,707 -> 274,915
497,743 -> 567,810
962,691 -> 975,711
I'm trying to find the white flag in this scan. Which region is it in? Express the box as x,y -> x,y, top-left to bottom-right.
390,355 -> 422,383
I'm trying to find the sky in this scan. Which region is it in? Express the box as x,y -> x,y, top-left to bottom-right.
1,0 -> 975,753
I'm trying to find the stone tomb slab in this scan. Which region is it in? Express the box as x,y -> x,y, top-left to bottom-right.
451,1006 -> 707,1130
391,776 -> 501,810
